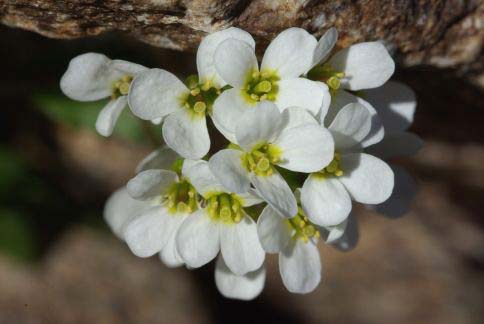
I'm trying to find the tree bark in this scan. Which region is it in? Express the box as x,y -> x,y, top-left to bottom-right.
1,0 -> 483,86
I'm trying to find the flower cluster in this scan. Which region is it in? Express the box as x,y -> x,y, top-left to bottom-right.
61,27 -> 422,300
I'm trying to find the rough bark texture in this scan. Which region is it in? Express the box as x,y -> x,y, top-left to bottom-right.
0,0 -> 483,84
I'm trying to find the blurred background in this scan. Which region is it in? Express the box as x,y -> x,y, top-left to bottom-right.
0,25 -> 483,324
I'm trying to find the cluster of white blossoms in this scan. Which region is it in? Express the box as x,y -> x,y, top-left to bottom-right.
61,27 -> 422,300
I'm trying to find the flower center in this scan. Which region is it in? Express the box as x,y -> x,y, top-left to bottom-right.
165,179 -> 198,214
315,152 -> 344,178
287,206 -> 320,243
206,193 -> 244,224
111,75 -> 133,99
241,143 -> 282,176
181,75 -> 220,118
242,69 -> 279,104
307,64 -> 345,95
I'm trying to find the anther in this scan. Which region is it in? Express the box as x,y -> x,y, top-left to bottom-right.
190,88 -> 200,96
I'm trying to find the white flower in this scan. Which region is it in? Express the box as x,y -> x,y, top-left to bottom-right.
215,256 -> 266,300
257,203 -> 322,294
105,148 -> 199,267
209,101 -> 334,218
310,28 -> 396,147
60,53 -> 147,136
128,28 -> 255,159
363,81 -> 423,217
176,160 -> 265,276
212,27 -> 330,142
301,102 -> 395,227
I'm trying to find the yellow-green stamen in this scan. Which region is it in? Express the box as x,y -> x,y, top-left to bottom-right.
287,206 -> 320,243
165,179 -> 198,214
307,64 -> 345,95
180,75 -> 220,118
111,74 -> 133,99
241,143 -> 282,176
241,69 -> 279,104
315,152 -> 344,178
206,193 -> 244,224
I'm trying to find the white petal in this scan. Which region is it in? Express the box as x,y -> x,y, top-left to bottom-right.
301,174 -> 352,227
251,170 -> 297,218
330,214 -> 359,252
261,27 -> 317,78
362,81 -> 416,132
159,214 -> 188,267
279,239 -> 321,294
124,206 -> 177,257
136,146 -> 180,173
184,160 -> 227,197
321,217 -> 349,244
220,215 -> 265,275
328,42 -> 395,90
257,205 -> 291,253
162,110 -> 210,159
126,169 -> 178,201
339,153 -> 394,204
176,209 -> 220,268
281,106 -> 318,130
371,166 -> 417,218
128,68 -> 187,120
103,187 -> 151,239
275,78 -> 326,115
197,27 -> 255,87
366,132 -> 423,159
312,27 -> 338,67
212,88 -> 251,142
237,190 -> 264,207
329,102 -> 372,151
151,117 -> 163,125
215,256 -> 265,301
318,81 -> 332,121
209,149 -> 250,194
275,124 -> 334,172
95,96 -> 127,137
110,59 -> 148,75
214,38 -> 258,88
326,90 -> 384,147
60,53 -> 112,101
235,101 -> 284,151
181,159 -> 202,177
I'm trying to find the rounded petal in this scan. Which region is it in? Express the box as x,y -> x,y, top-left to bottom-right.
60,53 -> 112,101
215,256 -> 266,301
209,149 -> 251,194
126,169 -> 178,201
257,205 -> 291,253
312,27 -> 338,67
371,166 -> 418,218
162,110 -> 210,159
366,132 -> 423,159
235,101 -> 284,151
329,102 -> 372,151
212,88 -> 251,142
237,190 -> 264,207
281,106 -> 319,130
321,217 -> 349,244
197,27 -> 255,87
103,187 -> 152,239
275,78 -> 326,115
275,124 -> 334,173
159,214 -> 188,267
279,239 -> 321,294
339,153 -> 394,204
128,68 -> 187,120
363,81 -> 416,132
301,174 -> 352,227
135,146 -> 180,174
251,170 -> 297,218
214,38 -> 258,87
261,27 -> 317,78
328,42 -> 395,90
124,206 -> 177,257
95,96 -> 127,137
184,160 -> 226,197
318,81 -> 332,121
220,215 -> 265,275
326,90 -> 384,147
176,209 -> 220,268
330,214 -> 359,252
110,59 -> 148,75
